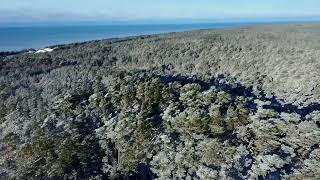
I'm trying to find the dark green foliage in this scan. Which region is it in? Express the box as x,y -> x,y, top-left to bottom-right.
16,131 -> 56,178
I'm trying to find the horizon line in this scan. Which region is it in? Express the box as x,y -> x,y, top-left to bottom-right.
1,16 -> 320,28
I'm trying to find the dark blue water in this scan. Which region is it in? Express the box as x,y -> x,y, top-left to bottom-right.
0,23 -> 257,52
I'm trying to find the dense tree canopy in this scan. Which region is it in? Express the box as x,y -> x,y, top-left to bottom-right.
1,24 -> 320,179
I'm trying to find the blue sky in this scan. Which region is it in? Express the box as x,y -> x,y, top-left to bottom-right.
1,0 -> 320,26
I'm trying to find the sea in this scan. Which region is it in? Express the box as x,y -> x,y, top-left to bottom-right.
0,22 -> 264,52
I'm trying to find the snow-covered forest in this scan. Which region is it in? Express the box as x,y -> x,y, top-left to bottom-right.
1,24 -> 320,179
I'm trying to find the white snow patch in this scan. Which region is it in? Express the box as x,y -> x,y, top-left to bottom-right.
28,50 -> 36,53
35,48 -> 54,53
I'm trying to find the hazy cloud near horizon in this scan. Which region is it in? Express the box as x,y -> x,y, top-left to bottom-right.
1,0 -> 320,25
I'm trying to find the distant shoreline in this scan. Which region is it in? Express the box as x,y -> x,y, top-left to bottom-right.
1,22 -> 319,56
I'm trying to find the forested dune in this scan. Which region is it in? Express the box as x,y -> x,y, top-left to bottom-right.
1,24 -> 320,179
